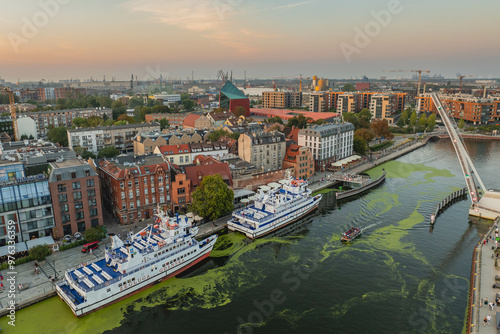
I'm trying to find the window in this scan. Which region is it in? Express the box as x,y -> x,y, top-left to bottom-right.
91,218 -> 99,228
130,202 -> 134,209
135,179 -> 139,186
72,181 -> 81,190
177,188 -> 185,195
136,189 -> 140,197
128,181 -> 132,188
74,201 -> 83,210
129,191 -> 133,199
86,179 -> 94,187
179,197 -> 186,203
180,156 -> 183,163
84,169 -> 90,177
60,204 -> 69,213
89,199 -> 97,207
58,194 -> 67,203
145,198 -> 149,205
144,178 -> 147,185
169,157 -> 174,163
27,221 -> 37,230
76,211 -> 84,220
73,191 -> 82,200
90,208 -> 98,217
129,213 -> 134,221
185,155 -> 189,162
120,181 -> 124,189
71,171 -> 77,179
122,202 -> 126,210
137,199 -> 140,207
62,214 -> 70,223
88,189 -> 96,197
63,224 -> 72,236
77,222 -> 85,233
58,184 -> 66,193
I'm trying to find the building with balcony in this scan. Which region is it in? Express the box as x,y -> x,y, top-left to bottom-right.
369,94 -> 398,123
238,131 -> 286,172
68,122 -> 160,154
96,155 -> 172,225
48,158 -> 103,239
262,91 -> 303,109
309,93 -> 327,113
298,122 -> 354,171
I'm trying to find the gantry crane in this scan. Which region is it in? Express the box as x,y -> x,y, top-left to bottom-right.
384,69 -> 431,95
456,73 -> 477,94
1,87 -> 18,141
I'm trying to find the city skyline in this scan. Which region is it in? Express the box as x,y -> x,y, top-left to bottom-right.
1,0 -> 499,82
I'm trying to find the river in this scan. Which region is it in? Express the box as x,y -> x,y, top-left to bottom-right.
3,140 -> 500,334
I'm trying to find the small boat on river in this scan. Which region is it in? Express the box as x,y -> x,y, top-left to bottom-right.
341,227 -> 362,242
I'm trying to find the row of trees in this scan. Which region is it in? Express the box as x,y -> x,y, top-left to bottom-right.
396,108 -> 436,132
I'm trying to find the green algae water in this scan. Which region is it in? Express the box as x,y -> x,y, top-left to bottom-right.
4,140 -> 499,334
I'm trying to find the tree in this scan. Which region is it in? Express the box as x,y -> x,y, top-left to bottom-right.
139,106 -> 153,121
342,112 -> 358,129
264,116 -> 283,124
355,128 -> 375,142
74,146 -> 96,159
29,244 -> 51,261
117,114 -> 136,124
458,119 -> 466,129
269,124 -> 282,132
207,128 -> 230,141
20,134 -> 29,140
151,105 -> 171,114
114,120 -> 128,126
111,100 -> 127,120
190,174 -> 234,221
87,116 -> 103,127
418,114 -> 427,130
182,99 -> 195,111
286,114 -> 308,129
84,226 -> 105,242
47,126 -> 68,147
371,119 -> 394,143
98,146 -> 119,158
72,117 -> 88,128
353,135 -> 368,155
180,93 -> 190,101
234,106 -> 247,117
400,109 -> 410,125
396,116 -> 405,128
159,118 -> 169,131
342,83 -> 356,92
128,97 -> 144,109
427,114 -> 436,131
103,119 -> 114,126
358,108 -> 372,123
409,111 -> 418,130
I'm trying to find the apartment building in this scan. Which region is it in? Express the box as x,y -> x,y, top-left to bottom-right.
154,144 -> 192,166
48,158 -> 103,239
309,93 -> 326,113
324,92 -> 344,111
282,144 -> 315,180
68,123 -> 160,154
97,155 -> 172,224
29,108 -> 112,137
0,161 -> 54,245
145,113 -> 188,128
298,122 -> 354,171
262,92 -> 303,109
337,94 -> 361,114
133,130 -> 209,156
369,94 -> 398,123
238,131 -> 286,172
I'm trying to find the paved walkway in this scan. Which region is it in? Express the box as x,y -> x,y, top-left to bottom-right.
475,223 -> 500,332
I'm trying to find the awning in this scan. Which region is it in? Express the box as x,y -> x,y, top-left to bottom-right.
259,185 -> 271,191
268,182 -> 281,188
0,242 -> 27,257
26,236 -> 55,250
240,198 -> 250,203
233,189 -> 255,199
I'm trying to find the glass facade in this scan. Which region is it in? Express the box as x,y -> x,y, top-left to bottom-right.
0,180 -> 51,213
0,163 -> 24,182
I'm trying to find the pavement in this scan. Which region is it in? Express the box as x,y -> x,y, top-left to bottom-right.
475,223 -> 500,333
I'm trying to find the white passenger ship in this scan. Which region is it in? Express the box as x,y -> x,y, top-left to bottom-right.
56,207 -> 218,317
227,174 -> 322,239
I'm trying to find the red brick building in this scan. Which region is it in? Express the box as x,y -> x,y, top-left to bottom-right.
97,155 -> 172,225
48,159 -> 103,238
171,173 -> 192,212
282,144 -> 315,180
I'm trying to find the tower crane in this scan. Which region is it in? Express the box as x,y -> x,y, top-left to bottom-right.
456,73 -> 477,94
384,69 -> 431,95
1,87 -> 18,141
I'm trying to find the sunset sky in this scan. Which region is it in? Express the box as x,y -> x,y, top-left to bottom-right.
1,0 -> 499,82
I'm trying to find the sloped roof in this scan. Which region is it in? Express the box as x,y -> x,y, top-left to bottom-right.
158,144 -> 191,155
284,144 -> 302,162
185,162 -> 233,188
183,114 -> 201,128
220,81 -> 247,100
287,128 -> 300,142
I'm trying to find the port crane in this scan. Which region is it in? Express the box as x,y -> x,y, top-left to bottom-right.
456,73 -> 476,94
384,69 -> 431,96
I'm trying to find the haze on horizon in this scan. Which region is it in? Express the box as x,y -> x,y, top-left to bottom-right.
1,0 -> 499,82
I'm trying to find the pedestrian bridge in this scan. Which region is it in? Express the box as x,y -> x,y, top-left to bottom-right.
431,93 -> 500,220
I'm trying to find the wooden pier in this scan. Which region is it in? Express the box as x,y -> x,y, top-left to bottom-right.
335,171 -> 386,201
430,187 -> 468,225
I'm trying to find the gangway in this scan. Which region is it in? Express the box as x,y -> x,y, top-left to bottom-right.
431,93 -> 500,220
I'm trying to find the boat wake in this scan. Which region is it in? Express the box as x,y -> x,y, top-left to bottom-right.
361,220 -> 384,232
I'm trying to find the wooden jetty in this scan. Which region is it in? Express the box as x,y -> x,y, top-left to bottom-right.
430,187 -> 468,225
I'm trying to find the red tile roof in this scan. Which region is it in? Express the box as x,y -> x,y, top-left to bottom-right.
182,114 -> 201,128
250,108 -> 339,121
287,128 -> 300,142
284,144 -> 302,162
185,162 -> 233,189
158,144 -> 191,155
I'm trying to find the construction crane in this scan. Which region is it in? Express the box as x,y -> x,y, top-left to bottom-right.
1,87 -> 18,141
456,73 -> 477,94
296,74 -> 310,92
384,70 -> 431,95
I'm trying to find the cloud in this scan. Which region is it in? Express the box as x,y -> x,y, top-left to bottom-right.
124,0 -> 278,55
273,1 -> 313,10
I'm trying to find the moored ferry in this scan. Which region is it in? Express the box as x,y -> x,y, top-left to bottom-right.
56,206 -> 217,317
227,173 -> 322,239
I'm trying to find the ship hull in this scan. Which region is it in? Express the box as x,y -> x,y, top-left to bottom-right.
228,195 -> 322,239
57,240 -> 215,317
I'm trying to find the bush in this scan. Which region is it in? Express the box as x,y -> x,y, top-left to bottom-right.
369,141 -> 393,152
84,226 -> 106,243
29,244 -> 51,261
60,239 -> 86,251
